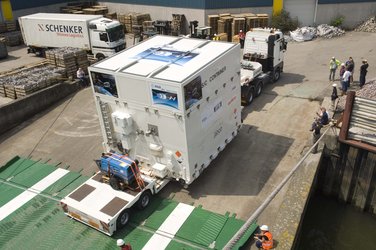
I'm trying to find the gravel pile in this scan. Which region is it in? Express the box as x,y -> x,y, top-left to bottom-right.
316,24 -> 345,39
354,16 -> 376,32
289,24 -> 345,42
337,79 -> 376,111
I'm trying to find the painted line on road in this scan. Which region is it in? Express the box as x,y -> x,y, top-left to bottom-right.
142,203 -> 195,250
0,168 -> 69,221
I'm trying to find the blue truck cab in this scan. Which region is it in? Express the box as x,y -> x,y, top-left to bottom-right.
99,153 -> 136,185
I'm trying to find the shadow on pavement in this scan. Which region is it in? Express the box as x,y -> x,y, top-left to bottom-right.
160,124 -> 294,197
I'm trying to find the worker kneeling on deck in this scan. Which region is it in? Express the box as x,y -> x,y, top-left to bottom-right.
254,225 -> 273,249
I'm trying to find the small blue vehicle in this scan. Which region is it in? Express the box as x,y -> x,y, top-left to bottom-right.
99,153 -> 144,190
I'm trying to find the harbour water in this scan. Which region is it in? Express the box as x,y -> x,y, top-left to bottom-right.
296,192 -> 376,250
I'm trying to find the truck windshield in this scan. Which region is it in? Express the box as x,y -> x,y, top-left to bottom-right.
107,25 -> 124,42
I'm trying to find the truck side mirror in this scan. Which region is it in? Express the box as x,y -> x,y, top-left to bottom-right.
99,32 -> 108,42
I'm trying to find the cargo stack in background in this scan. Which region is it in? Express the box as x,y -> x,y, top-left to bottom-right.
0,63 -> 64,99
132,13 -> 152,36
0,20 -> 23,47
45,47 -> 89,78
257,14 -> 269,28
60,2 -> 99,14
171,14 -> 185,36
232,15 -> 246,37
218,14 -> 233,42
83,5 -> 108,15
208,14 -> 219,35
0,38 -> 7,59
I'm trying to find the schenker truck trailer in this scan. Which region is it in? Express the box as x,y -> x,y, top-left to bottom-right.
18,13 -> 126,59
60,35 -> 242,235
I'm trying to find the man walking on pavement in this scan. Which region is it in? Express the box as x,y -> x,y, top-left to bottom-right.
346,57 -> 355,84
239,29 -> 245,49
329,56 -> 340,81
359,59 -> 369,88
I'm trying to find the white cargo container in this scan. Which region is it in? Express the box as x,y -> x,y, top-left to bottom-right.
88,35 -> 241,186
19,13 -> 125,59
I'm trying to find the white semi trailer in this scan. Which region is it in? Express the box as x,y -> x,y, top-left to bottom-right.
19,13 -> 126,59
60,35 -> 242,235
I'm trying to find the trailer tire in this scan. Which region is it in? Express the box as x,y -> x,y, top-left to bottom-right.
137,190 -> 152,210
245,87 -> 255,105
117,209 -> 130,230
273,68 -> 281,82
109,176 -> 120,190
255,81 -> 263,97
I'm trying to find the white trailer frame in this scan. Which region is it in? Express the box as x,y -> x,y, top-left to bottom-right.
60,171 -> 169,236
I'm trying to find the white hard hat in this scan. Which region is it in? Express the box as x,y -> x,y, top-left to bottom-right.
341,63 -> 345,66
117,239 -> 125,246
240,30 -> 243,32
260,225 -> 269,231
332,83 -> 337,87
332,56 -> 335,59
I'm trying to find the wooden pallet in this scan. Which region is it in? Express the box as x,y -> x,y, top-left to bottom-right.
0,84 -> 6,97
4,85 -> 16,99
232,17 -> 246,37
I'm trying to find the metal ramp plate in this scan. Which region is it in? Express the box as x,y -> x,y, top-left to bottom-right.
0,156 -> 257,249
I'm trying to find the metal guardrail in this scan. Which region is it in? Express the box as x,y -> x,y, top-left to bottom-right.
224,125 -> 333,249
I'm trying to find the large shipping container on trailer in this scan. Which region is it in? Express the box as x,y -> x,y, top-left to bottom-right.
89,35 -> 242,186
18,13 -> 125,59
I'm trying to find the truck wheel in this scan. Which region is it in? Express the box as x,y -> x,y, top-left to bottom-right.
137,190 -> 151,210
96,53 -> 105,61
273,68 -> 281,82
245,87 -> 255,105
109,176 -> 120,190
117,209 -> 130,230
255,82 -> 263,97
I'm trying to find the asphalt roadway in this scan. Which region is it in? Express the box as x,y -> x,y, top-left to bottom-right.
0,31 -> 375,248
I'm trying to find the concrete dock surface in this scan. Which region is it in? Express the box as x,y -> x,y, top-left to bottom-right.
1,32 -> 375,249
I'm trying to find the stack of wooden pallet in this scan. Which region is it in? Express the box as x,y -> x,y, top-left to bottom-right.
5,21 -> 17,32
55,52 -> 76,78
0,31 -> 23,46
0,22 -> 7,33
232,16 -> 246,37
171,14 -> 185,36
208,12 -> 269,42
105,12 -> 117,19
83,5 -> 108,15
244,13 -> 259,29
132,13 -> 151,35
46,47 -> 89,77
0,63 -> 64,99
218,15 -> 233,42
257,14 -> 269,27
75,50 -> 90,73
45,50 -> 56,65
142,21 -> 154,33
208,15 -> 219,35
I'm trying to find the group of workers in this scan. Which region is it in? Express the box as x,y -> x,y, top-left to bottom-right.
329,56 -> 369,95
116,224 -> 273,249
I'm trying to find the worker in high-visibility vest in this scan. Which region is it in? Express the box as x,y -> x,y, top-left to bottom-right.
254,225 -> 273,249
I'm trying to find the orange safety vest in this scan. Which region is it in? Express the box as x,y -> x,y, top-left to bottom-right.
262,231 -> 273,249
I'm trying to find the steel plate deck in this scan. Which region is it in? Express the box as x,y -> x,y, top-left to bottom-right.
0,156 -> 257,249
